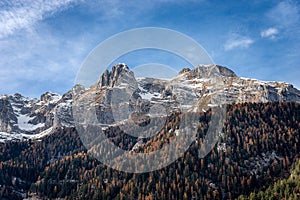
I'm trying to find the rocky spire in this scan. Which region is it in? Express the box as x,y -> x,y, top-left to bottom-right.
97,63 -> 131,88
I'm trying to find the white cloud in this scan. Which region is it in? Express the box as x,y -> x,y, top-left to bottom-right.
224,36 -> 254,51
260,27 -> 279,39
0,0 -> 80,39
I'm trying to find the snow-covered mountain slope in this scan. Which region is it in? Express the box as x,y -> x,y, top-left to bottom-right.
0,63 -> 299,142
0,90 -> 75,142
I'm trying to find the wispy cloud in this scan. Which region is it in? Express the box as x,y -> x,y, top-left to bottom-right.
0,25 -> 91,97
260,27 -> 279,39
0,0 -> 80,39
267,0 -> 300,28
224,36 -> 254,51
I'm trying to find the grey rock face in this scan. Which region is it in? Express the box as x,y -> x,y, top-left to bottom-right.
0,97 -> 17,132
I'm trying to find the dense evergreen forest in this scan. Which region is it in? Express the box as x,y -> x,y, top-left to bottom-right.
0,102 -> 299,199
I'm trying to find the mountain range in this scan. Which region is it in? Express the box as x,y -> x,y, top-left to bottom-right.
0,64 -> 299,142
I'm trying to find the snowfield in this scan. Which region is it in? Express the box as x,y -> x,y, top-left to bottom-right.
0,127 -> 53,143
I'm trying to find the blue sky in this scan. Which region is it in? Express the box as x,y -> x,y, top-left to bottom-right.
0,0 -> 299,97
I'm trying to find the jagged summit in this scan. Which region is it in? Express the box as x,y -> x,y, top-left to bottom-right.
97,63 -> 131,88
100,64 -> 237,85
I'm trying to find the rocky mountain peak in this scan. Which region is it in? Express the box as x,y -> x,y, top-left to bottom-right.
40,92 -> 61,104
215,65 -> 237,77
178,67 -> 192,75
97,63 -> 131,88
178,64 -> 236,79
12,93 -> 23,99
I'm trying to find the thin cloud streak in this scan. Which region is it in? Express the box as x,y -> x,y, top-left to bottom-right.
224,37 -> 254,51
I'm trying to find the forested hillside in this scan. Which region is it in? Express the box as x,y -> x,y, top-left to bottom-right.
0,102 -> 299,199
